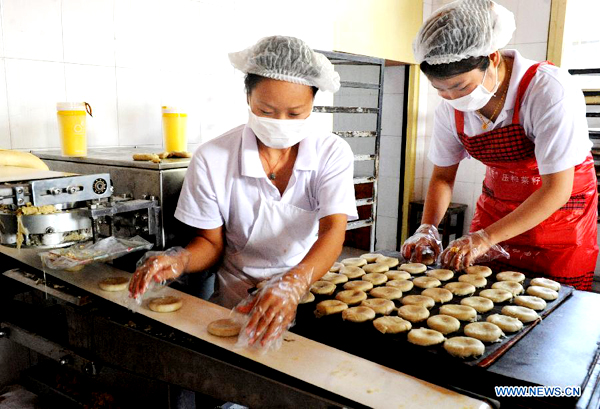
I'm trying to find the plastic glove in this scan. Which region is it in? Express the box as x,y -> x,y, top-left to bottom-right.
129,247 -> 190,300
401,224 -> 443,263
234,265 -> 314,352
439,230 -> 509,271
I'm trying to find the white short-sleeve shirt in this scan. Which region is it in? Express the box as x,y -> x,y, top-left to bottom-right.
175,124 -> 358,253
428,50 -> 592,175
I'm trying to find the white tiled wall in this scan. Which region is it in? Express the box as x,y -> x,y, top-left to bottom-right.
414,0 -> 551,233
0,0 -> 334,150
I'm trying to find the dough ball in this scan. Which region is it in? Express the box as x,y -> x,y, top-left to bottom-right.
360,253 -> 382,263
501,305 -> 539,323
401,295 -> 435,309
444,336 -> 485,358
421,288 -> 453,304
310,281 -> 336,295
385,271 -> 412,281
421,253 -> 435,266
427,269 -> 454,281
398,263 -> 427,274
439,304 -> 477,321
496,271 -> 526,283
341,257 -> 367,267
465,265 -> 492,277
315,300 -> 348,316
427,314 -> 461,335
340,266 -> 366,279
373,316 -> 412,334
464,322 -> 504,342
361,298 -> 395,315
343,280 -> 373,292
335,289 -> 368,305
299,292 -> 315,304
413,276 -> 441,289
398,305 -> 430,323
375,256 -> 400,268
444,282 -> 476,296
321,272 -> 349,285
329,262 -> 344,272
369,286 -> 403,300
386,279 -> 414,292
458,274 -> 487,288
530,277 -> 561,292
460,296 -> 494,313
408,328 -> 445,346
148,296 -> 183,313
486,314 -> 523,333
526,285 -> 558,300
363,263 -> 389,274
342,306 -> 376,323
514,295 -> 546,311
479,288 -> 513,303
492,281 -> 524,296
207,318 -> 241,337
98,276 -> 129,292
362,273 -> 388,286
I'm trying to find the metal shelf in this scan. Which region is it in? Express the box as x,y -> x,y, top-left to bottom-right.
347,219 -> 374,230
313,106 -> 379,114
340,81 -> 380,90
354,154 -> 376,162
353,176 -> 375,184
333,131 -> 377,138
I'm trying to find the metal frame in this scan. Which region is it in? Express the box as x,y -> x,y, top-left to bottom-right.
317,50 -> 386,252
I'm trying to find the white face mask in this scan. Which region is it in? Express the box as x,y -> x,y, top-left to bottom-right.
247,109 -> 312,149
444,64 -> 499,112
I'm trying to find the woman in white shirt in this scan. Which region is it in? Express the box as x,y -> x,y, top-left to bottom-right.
130,36 -> 358,346
402,0 -> 598,290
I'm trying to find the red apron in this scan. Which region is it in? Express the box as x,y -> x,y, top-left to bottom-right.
455,62 -> 598,290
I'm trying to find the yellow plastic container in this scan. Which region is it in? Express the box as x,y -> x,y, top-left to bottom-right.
57,102 -> 88,157
162,106 -> 187,152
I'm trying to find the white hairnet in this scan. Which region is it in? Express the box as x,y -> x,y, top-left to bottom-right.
413,0 -> 516,65
229,35 -> 340,93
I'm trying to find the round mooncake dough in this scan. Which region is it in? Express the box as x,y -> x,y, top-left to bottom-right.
427,269 -> 454,281
321,272 -> 348,285
299,292 -> 315,304
444,336 -> 485,358
207,319 -> 241,337
340,266 -> 366,279
310,281 -> 336,295
501,305 -> 539,323
375,256 -> 400,268
398,263 -> 427,274
386,280 -> 414,292
360,253 -> 382,263
439,304 -> 477,321
148,296 -> 183,313
464,322 -> 504,342
315,300 -> 348,316
496,271 -> 526,283
343,280 -> 373,292
530,277 -> 561,292
421,288 -> 453,303
397,305 -> 430,323
526,285 -> 559,300
329,262 -> 344,272
413,276 -> 441,289
492,281 -> 524,295
341,257 -> 367,267
363,263 -> 389,274
444,282 -> 476,296
427,314 -> 460,335
479,289 -> 513,303
458,274 -> 487,288
361,298 -> 395,315
514,295 -> 546,311
460,296 -> 494,313
335,289 -> 368,305
385,270 -> 412,281
487,314 -> 523,333
465,265 -> 492,277
373,316 -> 411,334
369,286 -> 403,300
342,306 -> 376,322
401,295 -> 435,309
98,276 -> 129,292
362,273 -> 388,286
408,328 -> 445,346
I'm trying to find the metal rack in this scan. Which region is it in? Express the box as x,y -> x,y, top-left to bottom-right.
317,51 -> 385,251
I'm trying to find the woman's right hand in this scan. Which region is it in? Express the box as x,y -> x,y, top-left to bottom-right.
401,224 -> 443,263
129,247 -> 190,299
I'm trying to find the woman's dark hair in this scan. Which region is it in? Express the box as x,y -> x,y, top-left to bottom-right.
420,56 -> 490,79
244,73 -> 318,97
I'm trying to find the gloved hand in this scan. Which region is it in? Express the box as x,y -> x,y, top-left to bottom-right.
129,247 -> 190,300
401,224 -> 443,263
235,266 -> 313,352
439,230 -> 509,271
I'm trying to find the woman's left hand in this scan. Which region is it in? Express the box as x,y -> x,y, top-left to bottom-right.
440,230 -> 509,270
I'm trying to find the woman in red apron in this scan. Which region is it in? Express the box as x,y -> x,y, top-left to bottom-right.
403,0 -> 598,290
